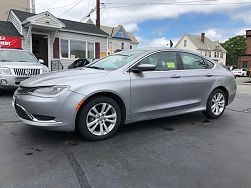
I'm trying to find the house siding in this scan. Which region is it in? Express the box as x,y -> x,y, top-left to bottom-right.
28,13 -> 62,28
175,35 -> 227,65
109,38 -> 131,54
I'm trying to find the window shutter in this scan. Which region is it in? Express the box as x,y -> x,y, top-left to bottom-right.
53,38 -> 59,59
95,42 -> 100,59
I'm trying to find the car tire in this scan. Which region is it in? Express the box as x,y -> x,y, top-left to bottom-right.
203,89 -> 226,119
77,96 -> 121,140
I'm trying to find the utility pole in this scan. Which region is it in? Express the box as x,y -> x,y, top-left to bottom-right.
96,0 -> 100,28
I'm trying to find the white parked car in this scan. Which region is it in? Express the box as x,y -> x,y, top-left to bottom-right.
0,49 -> 49,91
231,69 -> 248,77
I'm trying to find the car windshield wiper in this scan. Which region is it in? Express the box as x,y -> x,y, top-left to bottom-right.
87,66 -> 104,70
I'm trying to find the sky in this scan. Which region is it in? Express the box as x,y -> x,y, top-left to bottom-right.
35,0 -> 251,47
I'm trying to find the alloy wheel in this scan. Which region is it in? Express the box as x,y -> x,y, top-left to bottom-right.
86,103 -> 117,136
211,93 -> 225,115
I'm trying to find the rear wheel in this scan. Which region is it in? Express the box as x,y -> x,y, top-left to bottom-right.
203,89 -> 226,119
77,96 -> 121,140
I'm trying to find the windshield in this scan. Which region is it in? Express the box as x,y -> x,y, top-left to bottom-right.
0,50 -> 38,63
87,50 -> 144,70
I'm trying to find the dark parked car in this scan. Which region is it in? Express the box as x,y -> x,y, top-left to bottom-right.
68,59 -> 91,69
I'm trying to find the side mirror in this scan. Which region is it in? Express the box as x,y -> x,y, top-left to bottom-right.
38,59 -> 44,64
131,64 -> 156,73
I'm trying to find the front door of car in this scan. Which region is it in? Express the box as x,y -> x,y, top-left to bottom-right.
177,52 -> 216,109
130,51 -> 183,119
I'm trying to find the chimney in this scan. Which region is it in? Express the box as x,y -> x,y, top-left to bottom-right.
201,33 -> 205,43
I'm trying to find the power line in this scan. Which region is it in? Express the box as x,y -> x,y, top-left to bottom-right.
58,0 -> 84,17
36,0 -> 83,10
103,1 -> 251,9
105,0 -> 217,5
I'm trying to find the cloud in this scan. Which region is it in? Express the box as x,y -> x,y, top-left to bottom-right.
123,23 -> 140,33
36,0 -> 250,25
35,0 -> 251,46
138,36 -> 179,47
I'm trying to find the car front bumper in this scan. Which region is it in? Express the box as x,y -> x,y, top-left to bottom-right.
13,90 -> 86,132
0,75 -> 30,89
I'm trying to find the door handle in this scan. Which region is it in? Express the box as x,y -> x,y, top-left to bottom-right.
170,74 -> 181,78
205,74 -> 213,77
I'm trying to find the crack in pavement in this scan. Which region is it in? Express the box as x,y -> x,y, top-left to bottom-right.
61,145 -> 91,188
226,108 -> 251,114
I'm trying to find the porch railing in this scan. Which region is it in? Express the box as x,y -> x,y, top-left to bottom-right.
51,60 -> 64,72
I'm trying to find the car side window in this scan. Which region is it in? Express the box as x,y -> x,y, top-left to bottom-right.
204,59 -> 215,69
139,51 -> 177,71
180,52 -> 206,69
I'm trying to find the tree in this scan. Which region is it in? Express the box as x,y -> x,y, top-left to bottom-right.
221,35 -> 246,66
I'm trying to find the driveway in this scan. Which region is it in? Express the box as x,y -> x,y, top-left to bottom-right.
0,85 -> 251,188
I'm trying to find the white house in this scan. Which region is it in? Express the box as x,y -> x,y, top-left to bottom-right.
7,9 -> 109,70
175,33 -> 227,65
85,18 -> 139,54
100,25 -> 139,54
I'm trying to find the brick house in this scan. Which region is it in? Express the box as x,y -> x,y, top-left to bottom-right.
238,30 -> 251,70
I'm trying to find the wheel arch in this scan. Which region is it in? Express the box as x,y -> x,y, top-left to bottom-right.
75,91 -> 127,126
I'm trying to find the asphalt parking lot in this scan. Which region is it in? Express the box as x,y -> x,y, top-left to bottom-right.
0,82 -> 251,188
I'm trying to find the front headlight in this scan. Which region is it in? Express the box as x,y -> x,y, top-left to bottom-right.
28,86 -> 70,97
0,67 -> 11,75
42,67 -> 49,74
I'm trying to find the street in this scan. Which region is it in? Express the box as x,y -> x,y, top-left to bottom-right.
0,81 -> 251,188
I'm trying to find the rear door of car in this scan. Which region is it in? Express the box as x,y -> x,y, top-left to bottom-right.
130,51 -> 184,119
177,52 -> 216,110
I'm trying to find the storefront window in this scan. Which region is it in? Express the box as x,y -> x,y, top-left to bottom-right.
87,43 -> 95,59
70,41 -> 86,59
61,39 -> 68,58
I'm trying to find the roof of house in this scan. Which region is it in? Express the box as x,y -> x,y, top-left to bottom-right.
184,34 -> 227,52
127,32 -> 139,44
0,21 -> 21,36
11,9 -> 108,36
100,25 -> 139,44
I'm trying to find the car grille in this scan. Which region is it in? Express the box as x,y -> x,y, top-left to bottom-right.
13,68 -> 41,76
14,104 -> 32,121
15,86 -> 35,95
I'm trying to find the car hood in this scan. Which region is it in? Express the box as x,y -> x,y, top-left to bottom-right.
21,68 -> 110,87
0,61 -> 44,68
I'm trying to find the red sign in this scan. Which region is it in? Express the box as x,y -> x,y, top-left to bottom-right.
0,36 -> 22,49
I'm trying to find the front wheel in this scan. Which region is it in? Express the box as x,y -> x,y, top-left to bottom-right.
203,89 -> 226,119
77,96 -> 121,140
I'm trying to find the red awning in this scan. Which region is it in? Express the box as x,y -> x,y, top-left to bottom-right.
0,36 -> 22,49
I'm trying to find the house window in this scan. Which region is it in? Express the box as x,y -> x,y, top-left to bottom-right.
61,39 -> 69,58
184,40 -> 187,47
130,45 -> 132,49
209,51 -> 211,57
214,51 -> 217,58
220,52 -> 223,59
70,40 -> 86,59
61,39 -> 90,59
243,61 -> 248,68
205,51 -> 207,56
121,42 -> 124,49
87,42 -> 95,59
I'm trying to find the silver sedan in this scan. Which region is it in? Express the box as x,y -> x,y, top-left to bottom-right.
13,48 -> 237,140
